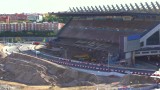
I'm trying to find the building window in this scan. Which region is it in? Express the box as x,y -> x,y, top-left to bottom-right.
146,31 -> 159,45
151,51 -> 158,53
135,52 -> 140,54
140,42 -> 144,47
142,52 -> 149,54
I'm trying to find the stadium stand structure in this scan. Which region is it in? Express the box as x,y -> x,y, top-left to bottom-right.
49,1 -> 160,67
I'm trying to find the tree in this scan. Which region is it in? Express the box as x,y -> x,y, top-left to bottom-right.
43,14 -> 70,23
43,15 -> 56,22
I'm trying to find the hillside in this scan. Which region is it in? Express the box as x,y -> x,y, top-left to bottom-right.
0,48 -> 120,87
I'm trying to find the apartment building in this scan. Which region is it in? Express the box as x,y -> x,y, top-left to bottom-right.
0,13 -> 43,23
0,22 -> 64,32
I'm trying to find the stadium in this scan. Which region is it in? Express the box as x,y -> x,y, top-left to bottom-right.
48,1 -> 160,75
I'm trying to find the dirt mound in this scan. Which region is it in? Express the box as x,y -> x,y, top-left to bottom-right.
35,45 -> 45,50
0,53 -> 120,87
120,74 -> 155,85
3,59 -> 56,85
0,44 -> 7,58
61,80 -> 95,87
0,44 -> 4,49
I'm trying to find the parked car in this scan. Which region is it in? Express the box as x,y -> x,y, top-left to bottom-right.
32,41 -> 40,45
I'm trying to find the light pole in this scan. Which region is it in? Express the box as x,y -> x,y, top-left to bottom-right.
64,49 -> 67,59
108,53 -> 112,71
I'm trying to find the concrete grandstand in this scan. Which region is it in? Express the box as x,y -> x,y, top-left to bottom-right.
49,1 -> 160,70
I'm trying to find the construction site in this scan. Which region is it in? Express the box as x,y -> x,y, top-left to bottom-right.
0,41 -> 158,89
0,1 -> 160,90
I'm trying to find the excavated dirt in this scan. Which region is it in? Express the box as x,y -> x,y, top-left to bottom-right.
0,44 -> 156,88
120,74 -> 155,85
0,44 -> 7,58
0,52 -> 120,87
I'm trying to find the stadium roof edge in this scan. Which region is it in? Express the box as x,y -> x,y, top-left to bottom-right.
49,12 -> 160,17
50,1 -> 160,17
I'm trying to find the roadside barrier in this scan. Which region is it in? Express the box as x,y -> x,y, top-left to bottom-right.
12,51 -> 155,77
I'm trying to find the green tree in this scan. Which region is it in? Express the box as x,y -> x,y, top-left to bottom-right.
43,14 -> 70,23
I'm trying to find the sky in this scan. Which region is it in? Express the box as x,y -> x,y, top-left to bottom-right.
0,0 -> 159,14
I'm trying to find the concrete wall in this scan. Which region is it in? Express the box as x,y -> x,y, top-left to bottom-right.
124,38 -> 140,52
